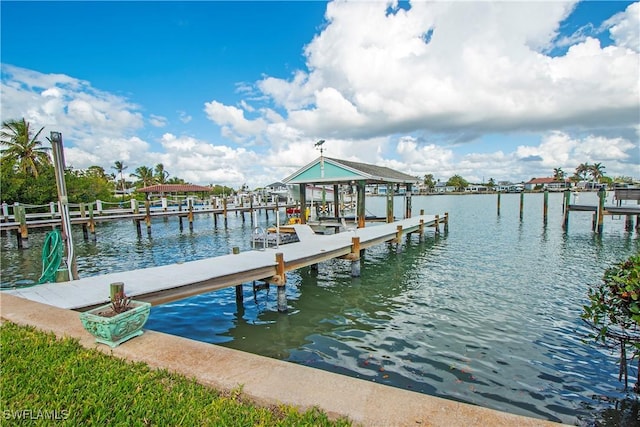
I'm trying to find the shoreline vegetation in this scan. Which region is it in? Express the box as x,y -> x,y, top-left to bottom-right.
0,322 -> 351,426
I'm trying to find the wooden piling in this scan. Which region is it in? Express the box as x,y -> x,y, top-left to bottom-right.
596,187 -> 606,234
562,189 -> 571,230
395,225 -> 403,253
274,252 -> 287,313
519,192 -> 524,221
88,203 -> 96,240
386,184 -> 393,223
223,198 -> 228,227
350,236 -> 361,277
188,199 -> 194,231
543,190 -> 549,226
444,212 -> 449,233
145,200 -> 151,234
15,205 -> 28,248
357,181 -> 366,229
434,215 -> 440,234
497,192 -> 501,216
404,190 -> 412,219
232,247 -> 243,304
625,215 -> 634,231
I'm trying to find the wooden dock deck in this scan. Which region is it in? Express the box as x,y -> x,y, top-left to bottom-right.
3,214 -> 444,311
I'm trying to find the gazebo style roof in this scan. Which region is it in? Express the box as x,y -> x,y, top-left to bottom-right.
282,157 -> 417,185
136,184 -> 212,193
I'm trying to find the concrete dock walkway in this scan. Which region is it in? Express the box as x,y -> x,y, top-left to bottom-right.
1,294 -> 565,426
4,216 -> 438,310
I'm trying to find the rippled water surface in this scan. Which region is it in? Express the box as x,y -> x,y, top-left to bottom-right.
2,192 -> 639,424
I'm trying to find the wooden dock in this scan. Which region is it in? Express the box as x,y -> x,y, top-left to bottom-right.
1,200 -> 295,247
3,214 -> 446,312
563,187 -> 640,233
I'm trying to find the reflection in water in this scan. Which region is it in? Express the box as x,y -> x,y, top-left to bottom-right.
1,193 -> 639,424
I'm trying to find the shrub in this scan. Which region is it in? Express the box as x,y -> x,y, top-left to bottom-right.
582,254 -> 640,391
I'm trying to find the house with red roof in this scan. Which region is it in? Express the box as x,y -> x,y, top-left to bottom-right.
523,177 -> 572,191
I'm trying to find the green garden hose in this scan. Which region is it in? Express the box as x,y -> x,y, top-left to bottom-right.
38,229 -> 64,284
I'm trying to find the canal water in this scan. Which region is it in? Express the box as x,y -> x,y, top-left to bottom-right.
1,192 -> 639,425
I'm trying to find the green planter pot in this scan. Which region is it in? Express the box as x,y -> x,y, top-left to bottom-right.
79,301 -> 151,348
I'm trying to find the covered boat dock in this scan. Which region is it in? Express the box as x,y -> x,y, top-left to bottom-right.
283,155 -> 419,228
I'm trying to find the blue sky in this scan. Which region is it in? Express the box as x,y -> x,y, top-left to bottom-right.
1,1 -> 638,188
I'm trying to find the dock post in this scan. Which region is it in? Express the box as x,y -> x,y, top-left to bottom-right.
395,225 -> 403,253
232,247 -> 243,305
434,215 -> 440,234
188,198 -> 194,231
386,185 -> 393,223
562,189 -> 571,230
405,190 -> 412,219
80,203 -> 89,240
0,202 -> 6,237
223,198 -> 228,227
625,215 -> 634,231
444,212 -> 449,233
519,192 -> 524,221
275,252 -> 287,313
419,219 -> 425,242
249,196 -> 254,224
497,192 -> 501,216
596,186 -> 606,234
145,199 -> 152,234
2,202 -> 8,222
50,202 -> 56,219
15,204 -> 28,248
88,203 -> 96,240
543,190 -> 549,226
135,220 -> 142,237
350,237 -> 361,277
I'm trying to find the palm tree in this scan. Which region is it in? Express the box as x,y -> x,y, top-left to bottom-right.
589,163 -> 606,184
0,118 -> 51,178
130,166 -> 155,188
112,161 -> 128,199
154,163 -> 170,184
553,167 -> 565,181
167,176 -> 187,185
575,163 -> 590,181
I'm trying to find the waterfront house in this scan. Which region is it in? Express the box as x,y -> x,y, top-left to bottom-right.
524,177 -> 571,191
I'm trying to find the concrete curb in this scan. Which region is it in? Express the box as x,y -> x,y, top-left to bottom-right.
1,294 -> 565,426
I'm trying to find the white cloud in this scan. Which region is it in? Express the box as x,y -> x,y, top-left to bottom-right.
1,64 -> 144,140
203,100 -> 267,143
158,133 -> 261,187
178,110 -> 192,124
149,114 -> 167,127
2,2 -> 638,189
604,2 -> 640,52
216,1 -> 637,140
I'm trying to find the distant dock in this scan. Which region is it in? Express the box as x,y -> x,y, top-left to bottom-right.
563,187 -> 640,233
0,198 -> 295,247
3,214 -> 447,312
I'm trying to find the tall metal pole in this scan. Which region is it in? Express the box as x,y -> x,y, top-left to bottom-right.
50,132 -> 78,280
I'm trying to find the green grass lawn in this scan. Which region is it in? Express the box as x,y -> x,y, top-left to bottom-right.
0,322 -> 352,426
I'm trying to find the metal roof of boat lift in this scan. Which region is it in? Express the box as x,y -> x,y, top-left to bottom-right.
282,157 -> 418,185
